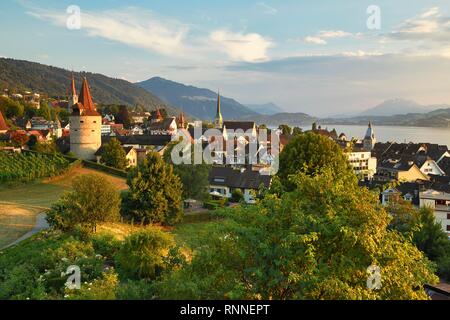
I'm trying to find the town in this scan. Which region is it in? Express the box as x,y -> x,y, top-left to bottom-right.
1,1 -> 450,307
1,77 -> 449,239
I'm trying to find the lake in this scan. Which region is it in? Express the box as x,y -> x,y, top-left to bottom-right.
298,125 -> 450,147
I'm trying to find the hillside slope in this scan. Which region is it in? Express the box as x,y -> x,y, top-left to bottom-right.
0,58 -> 180,115
136,77 -> 258,120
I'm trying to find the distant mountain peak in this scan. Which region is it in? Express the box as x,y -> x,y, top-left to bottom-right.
360,98 -> 434,116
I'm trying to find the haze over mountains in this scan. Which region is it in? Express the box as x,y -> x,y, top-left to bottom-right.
1,58 -> 449,127
358,98 -> 444,116
136,77 -> 258,120
245,103 -> 284,115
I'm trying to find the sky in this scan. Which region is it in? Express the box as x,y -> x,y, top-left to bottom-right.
1,0 -> 450,116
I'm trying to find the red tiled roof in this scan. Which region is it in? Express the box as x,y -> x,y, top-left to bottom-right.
0,110 -> 9,131
75,78 -> 100,117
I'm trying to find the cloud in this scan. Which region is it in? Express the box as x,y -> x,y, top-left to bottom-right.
303,30 -> 354,45
389,7 -> 450,42
27,7 -> 190,57
256,2 -> 278,15
210,30 -> 274,62
304,36 -> 327,45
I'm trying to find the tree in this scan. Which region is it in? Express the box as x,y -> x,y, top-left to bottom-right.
116,228 -> 175,280
278,124 -> 292,136
122,152 -> 183,225
46,174 -> 121,233
389,200 -> 450,281
157,169 -> 438,300
116,105 -> 131,128
101,138 -> 128,170
163,141 -> 211,201
292,127 -> 303,136
278,132 -> 353,190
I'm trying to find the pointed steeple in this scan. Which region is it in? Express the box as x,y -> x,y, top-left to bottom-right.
68,73 -> 79,112
177,112 -> 186,129
71,73 -> 77,97
214,90 -> 223,128
78,77 -> 95,111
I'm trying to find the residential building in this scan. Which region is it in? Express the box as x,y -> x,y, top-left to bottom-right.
376,159 -> 429,182
95,146 -> 138,168
208,166 -> 272,203
420,189 -> 450,237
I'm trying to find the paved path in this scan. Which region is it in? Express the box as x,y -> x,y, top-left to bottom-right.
1,213 -> 49,250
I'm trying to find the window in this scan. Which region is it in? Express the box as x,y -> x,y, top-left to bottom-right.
447,225 -> 450,231
447,213 -> 450,220
80,120 -> 84,123
93,121 -> 97,124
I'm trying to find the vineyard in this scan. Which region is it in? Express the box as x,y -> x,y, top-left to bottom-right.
0,151 -> 70,183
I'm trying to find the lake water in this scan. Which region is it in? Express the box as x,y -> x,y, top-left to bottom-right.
298,125 -> 450,147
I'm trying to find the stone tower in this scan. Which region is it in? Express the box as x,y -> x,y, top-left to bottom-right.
68,74 -> 78,113
363,122 -> 376,151
69,77 -> 102,160
214,91 -> 223,129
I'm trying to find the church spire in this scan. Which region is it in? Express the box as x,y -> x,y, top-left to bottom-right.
71,73 -> 77,97
68,73 -> 78,112
78,77 -> 95,111
214,90 -> 223,128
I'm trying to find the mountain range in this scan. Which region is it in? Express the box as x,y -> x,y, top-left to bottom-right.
136,77 -> 258,120
245,103 -> 284,115
358,98 -> 446,116
0,58 -> 179,115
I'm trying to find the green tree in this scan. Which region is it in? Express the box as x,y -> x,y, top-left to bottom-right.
116,227 -> 175,280
157,169 -> 438,300
389,200 -> 450,281
163,141 -> 211,201
278,124 -> 292,136
292,127 -> 303,136
46,174 -> 121,233
101,138 -> 128,170
278,132 -> 353,190
122,152 -> 183,225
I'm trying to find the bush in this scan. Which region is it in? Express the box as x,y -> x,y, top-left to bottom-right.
438,255 -> 450,282
231,189 -> 244,203
116,280 -> 156,300
91,233 -> 122,264
203,201 -> 219,210
65,269 -> 119,300
116,228 -> 175,280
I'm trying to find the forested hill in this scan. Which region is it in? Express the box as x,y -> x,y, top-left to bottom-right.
0,58 -> 180,115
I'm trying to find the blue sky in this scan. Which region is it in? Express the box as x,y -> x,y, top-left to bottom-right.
1,0 -> 450,116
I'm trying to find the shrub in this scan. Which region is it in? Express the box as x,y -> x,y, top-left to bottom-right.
116,227 -> 175,280
231,189 -> 244,203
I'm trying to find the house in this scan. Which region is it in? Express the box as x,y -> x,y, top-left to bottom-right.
148,117 -> 178,135
420,188 -> 450,237
208,166 -> 272,203
222,121 -> 257,141
376,159 -> 429,182
95,145 -> 138,168
340,143 -> 377,179
102,134 -> 172,157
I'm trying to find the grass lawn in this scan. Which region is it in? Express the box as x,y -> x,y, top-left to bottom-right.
0,203 -> 42,248
0,165 -> 128,247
